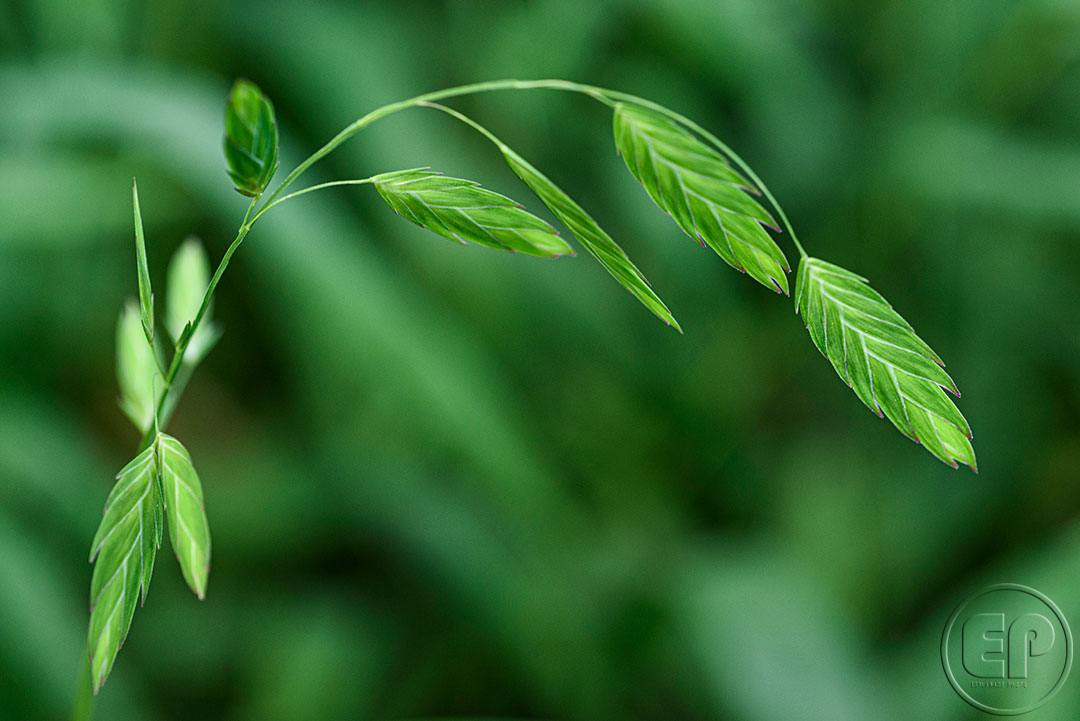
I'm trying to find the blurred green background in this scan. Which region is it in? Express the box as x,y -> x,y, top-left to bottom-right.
2,0 -> 1080,719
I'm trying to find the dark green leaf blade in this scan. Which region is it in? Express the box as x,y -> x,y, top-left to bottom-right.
613,103 -> 789,294
500,146 -> 681,331
223,79 -> 279,197
373,168 -> 573,257
158,433 -> 211,599
795,257 -> 975,470
87,445 -> 163,692
132,179 -> 153,342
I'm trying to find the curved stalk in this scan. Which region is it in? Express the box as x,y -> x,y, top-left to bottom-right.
256,79 -> 803,258
142,79 -> 804,449
254,79 -> 613,213
249,178 -> 374,224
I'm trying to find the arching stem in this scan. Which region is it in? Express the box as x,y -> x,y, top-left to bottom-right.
149,78 -> 806,450
255,79 -> 805,259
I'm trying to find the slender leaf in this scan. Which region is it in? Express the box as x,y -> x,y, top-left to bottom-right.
116,300 -> 160,433
158,434 -> 212,599
224,79 -> 279,197
501,146 -> 681,330
373,168 -> 573,257
132,179 -> 153,342
613,103 -> 790,293
166,237 -> 221,364
87,446 -> 163,692
795,257 -> 975,470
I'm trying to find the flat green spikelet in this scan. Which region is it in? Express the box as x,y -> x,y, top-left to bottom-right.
132,180 -> 154,342
87,445 -> 163,692
613,103 -> 790,294
373,168 -> 573,257
223,79 -> 279,197
795,257 -> 976,470
158,433 -> 212,600
501,146 -> 680,330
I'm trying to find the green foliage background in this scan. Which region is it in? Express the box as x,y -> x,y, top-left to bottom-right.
2,0 -> 1079,719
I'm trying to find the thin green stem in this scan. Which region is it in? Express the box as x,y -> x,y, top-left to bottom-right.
149,334 -> 170,378
249,178 -> 375,224
137,194 -> 259,449
71,653 -> 94,721
417,101 -> 504,146
159,359 -> 194,425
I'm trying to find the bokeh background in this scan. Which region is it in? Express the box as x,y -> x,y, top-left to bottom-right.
2,0 -> 1080,719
